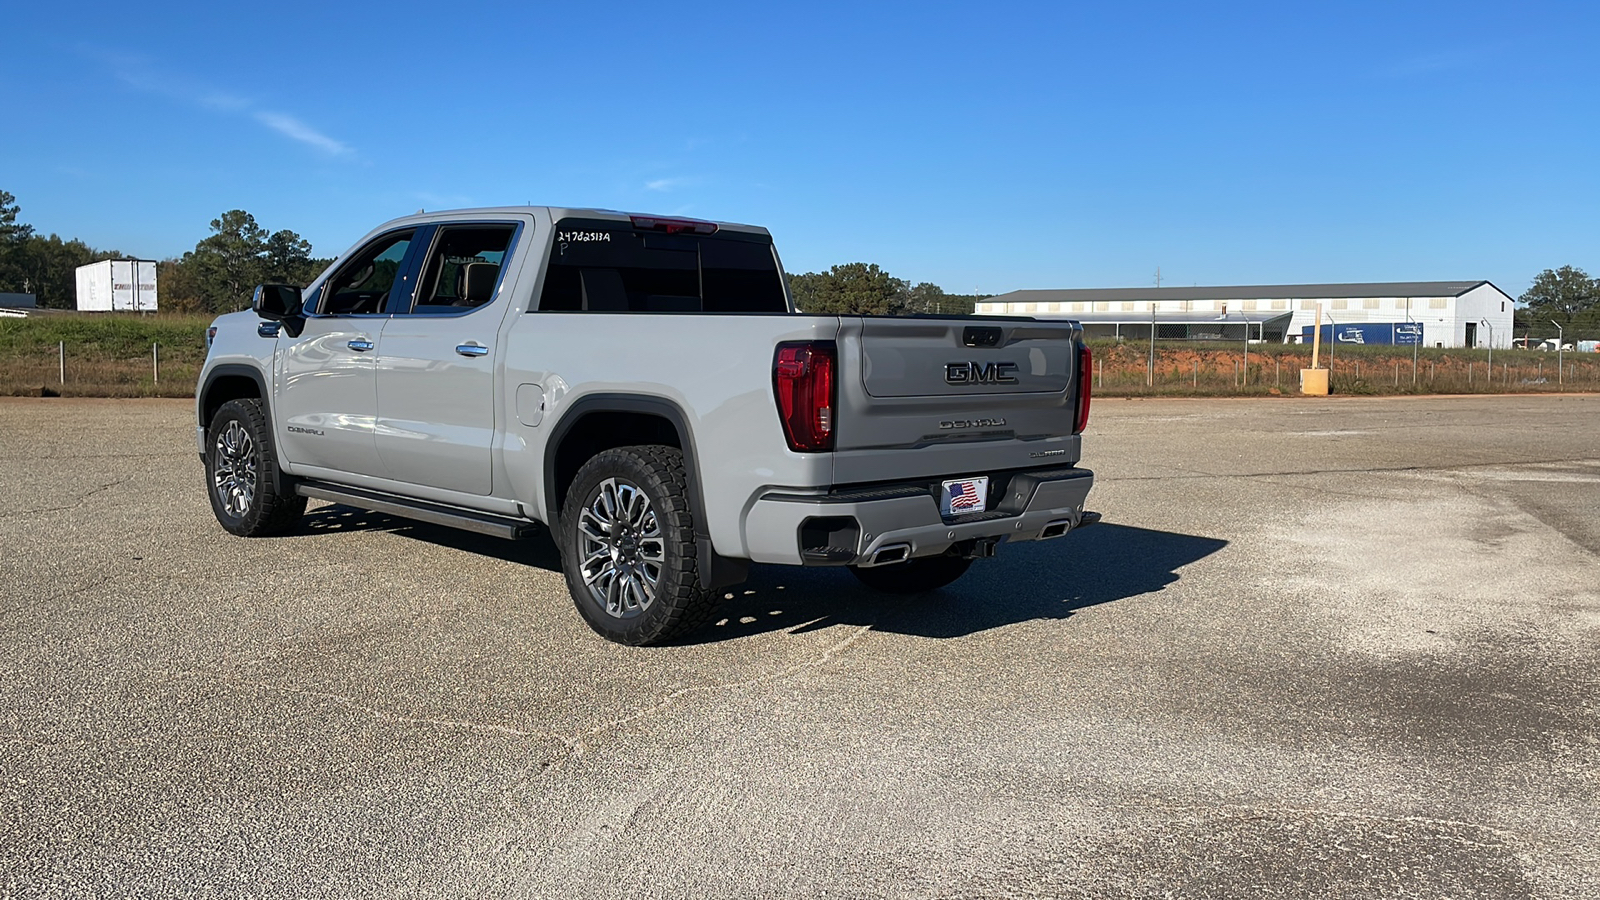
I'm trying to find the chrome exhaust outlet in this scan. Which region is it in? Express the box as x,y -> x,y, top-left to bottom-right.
1039,519 -> 1073,539
865,543 -> 911,566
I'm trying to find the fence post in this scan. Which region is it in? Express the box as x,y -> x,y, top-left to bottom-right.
1096,359 -> 1102,389
1394,362 -> 1399,386
59,341 -> 65,385
1193,361 -> 1197,388
153,343 -> 159,384
1275,359 -> 1280,386
1356,361 -> 1361,380
1468,362 -> 1472,385
1430,361 -> 1434,382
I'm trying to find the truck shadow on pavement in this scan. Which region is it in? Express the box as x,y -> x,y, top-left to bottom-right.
298,503 -> 566,570
688,523 -> 1228,643
296,506 -> 1226,643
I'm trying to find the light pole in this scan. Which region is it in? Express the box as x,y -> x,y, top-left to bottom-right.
1407,297 -> 1418,385
1241,314 -> 1252,387
1552,320 -> 1564,385
1148,302 -> 1156,387
1326,311 -> 1337,380
1481,318 -> 1494,377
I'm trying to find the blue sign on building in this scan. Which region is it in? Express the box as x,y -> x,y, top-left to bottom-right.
1302,322 -> 1424,346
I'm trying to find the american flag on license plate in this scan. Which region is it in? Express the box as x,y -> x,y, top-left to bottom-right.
949,481 -> 982,510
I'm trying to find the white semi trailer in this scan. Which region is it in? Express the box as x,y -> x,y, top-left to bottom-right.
75,260 -> 158,312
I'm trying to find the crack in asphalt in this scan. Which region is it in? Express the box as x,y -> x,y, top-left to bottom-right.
214,622 -> 878,784
0,477 -> 129,518
235,678 -> 582,755
572,621 -> 876,751
0,572 -> 119,617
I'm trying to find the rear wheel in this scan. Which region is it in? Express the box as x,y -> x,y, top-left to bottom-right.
559,446 -> 718,645
204,398 -> 306,537
849,555 -> 973,594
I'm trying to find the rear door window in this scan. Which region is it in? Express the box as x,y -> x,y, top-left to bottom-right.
536,217 -> 787,313
402,224 -> 518,315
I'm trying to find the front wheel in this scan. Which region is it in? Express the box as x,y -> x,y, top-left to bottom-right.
849,555 -> 973,594
204,398 -> 306,537
559,446 -> 718,645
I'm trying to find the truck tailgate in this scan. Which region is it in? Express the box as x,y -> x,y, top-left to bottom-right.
831,316 -> 1085,483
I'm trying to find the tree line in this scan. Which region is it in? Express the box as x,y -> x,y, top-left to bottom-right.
6,186 -> 1595,330
0,190 -> 326,313
787,262 -> 986,315
2,190 -> 982,316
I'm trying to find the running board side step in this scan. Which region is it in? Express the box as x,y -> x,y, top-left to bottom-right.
296,482 -> 538,540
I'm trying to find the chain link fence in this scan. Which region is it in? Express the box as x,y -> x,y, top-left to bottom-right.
1088,342 -> 1600,396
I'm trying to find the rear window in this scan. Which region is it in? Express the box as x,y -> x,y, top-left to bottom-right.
536,217 -> 788,313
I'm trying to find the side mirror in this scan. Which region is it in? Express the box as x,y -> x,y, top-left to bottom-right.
252,284 -> 304,321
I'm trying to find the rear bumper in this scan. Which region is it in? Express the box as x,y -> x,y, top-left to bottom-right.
742,467 -> 1096,566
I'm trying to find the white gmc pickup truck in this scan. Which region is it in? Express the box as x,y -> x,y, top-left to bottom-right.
197,207 -> 1096,644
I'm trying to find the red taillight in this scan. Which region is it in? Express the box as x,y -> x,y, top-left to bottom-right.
1074,342 -> 1092,434
773,341 -> 836,452
630,215 -> 718,235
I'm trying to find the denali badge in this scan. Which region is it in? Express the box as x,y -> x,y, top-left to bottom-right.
945,361 -> 1019,385
941,418 -> 1007,429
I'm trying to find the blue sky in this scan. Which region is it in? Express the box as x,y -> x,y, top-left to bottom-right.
3,1 -> 1596,298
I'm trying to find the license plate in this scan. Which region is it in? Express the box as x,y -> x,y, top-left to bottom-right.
940,476 -> 989,516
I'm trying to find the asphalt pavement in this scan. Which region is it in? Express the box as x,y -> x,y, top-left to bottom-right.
1,395 -> 1596,899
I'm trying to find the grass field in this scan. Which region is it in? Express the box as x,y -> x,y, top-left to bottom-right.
1,312 -> 1596,398
0,312 -> 214,397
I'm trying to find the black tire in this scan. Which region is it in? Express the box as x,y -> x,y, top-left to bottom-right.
849,555 -> 973,594
559,446 -> 719,645
204,398 -> 306,537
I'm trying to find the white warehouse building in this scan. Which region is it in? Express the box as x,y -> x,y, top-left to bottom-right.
976,281 -> 1516,348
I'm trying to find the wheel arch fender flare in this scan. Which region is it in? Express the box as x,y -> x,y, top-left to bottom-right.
543,392 -> 747,590
199,363 -> 293,497
199,364 -> 272,432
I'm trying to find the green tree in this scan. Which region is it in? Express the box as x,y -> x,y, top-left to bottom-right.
187,209 -> 270,310
0,190 -> 31,245
901,282 -> 984,315
1520,266 -> 1599,334
157,257 -> 205,313
178,211 -> 321,311
0,190 -> 36,292
263,228 -> 317,284
788,263 -> 908,315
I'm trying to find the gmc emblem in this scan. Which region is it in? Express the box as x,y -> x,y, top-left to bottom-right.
945,361 -> 1020,385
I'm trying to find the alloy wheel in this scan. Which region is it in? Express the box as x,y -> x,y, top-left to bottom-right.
212,420 -> 257,518
576,478 -> 665,618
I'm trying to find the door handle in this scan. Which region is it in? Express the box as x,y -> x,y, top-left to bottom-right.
347,339 -> 374,352
456,343 -> 489,358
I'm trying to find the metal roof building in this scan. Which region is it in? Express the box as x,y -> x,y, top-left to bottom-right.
977,281 -> 1516,348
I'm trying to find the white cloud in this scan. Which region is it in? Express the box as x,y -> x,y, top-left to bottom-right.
254,112 -> 353,156
89,49 -> 355,158
645,177 -> 689,192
